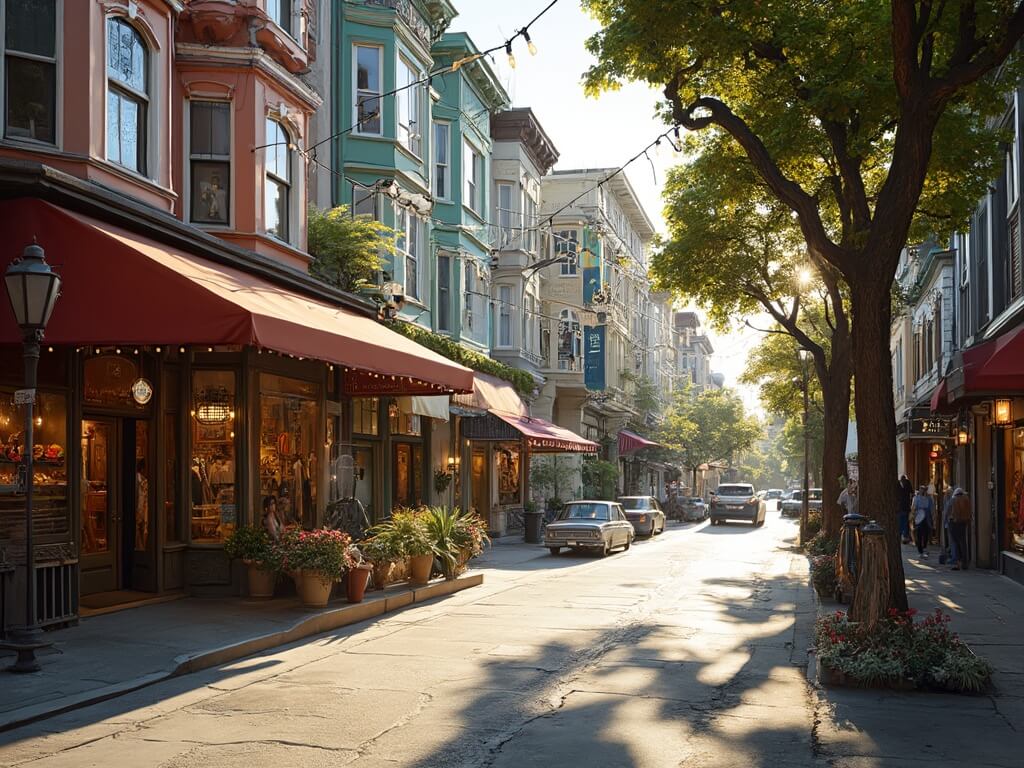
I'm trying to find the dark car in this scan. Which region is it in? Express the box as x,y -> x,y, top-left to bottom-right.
618,496 -> 667,537
709,483 -> 767,526
679,496 -> 709,521
544,501 -> 635,556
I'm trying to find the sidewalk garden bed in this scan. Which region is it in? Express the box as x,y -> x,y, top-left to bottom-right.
815,608 -> 993,693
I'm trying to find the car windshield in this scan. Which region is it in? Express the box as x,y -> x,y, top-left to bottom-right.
619,498 -> 651,510
789,491 -> 803,501
558,504 -> 610,521
716,485 -> 753,496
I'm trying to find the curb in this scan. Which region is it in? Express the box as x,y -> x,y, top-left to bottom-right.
0,573 -> 483,733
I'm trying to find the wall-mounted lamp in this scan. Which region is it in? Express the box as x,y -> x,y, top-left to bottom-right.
994,398 -> 1013,426
956,429 -> 969,446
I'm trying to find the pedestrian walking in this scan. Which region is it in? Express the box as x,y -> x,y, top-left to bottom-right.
949,488 -> 972,570
912,485 -> 933,559
898,475 -> 914,544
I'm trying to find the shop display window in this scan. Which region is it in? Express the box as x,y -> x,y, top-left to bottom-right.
164,368 -> 181,543
190,371 -> 237,543
84,355 -> 148,410
259,374 -> 320,530
353,445 -> 375,520
393,442 -> 423,509
353,398 -> 379,436
1009,427 -> 1024,554
0,390 -> 67,497
497,443 -> 521,505
389,405 -> 421,436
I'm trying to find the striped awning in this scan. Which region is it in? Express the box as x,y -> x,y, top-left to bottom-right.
618,429 -> 661,455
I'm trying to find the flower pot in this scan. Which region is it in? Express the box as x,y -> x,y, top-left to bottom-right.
370,561 -> 391,591
245,562 -> 277,599
294,570 -> 334,608
346,565 -> 372,603
409,553 -> 433,585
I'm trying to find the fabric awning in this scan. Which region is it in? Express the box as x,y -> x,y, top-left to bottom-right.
944,326 -> 1024,405
0,199 -> 473,394
618,429 -> 661,455
399,395 -> 450,422
491,412 -> 599,454
929,380 -> 951,413
451,372 -> 528,416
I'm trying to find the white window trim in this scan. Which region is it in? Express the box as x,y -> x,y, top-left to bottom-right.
353,43 -> 383,137
557,229 -> 579,276
397,53 -> 422,158
496,181 -> 516,247
437,252 -> 452,333
1,0 -> 62,149
463,138 -> 484,219
394,204 -> 424,302
184,98 -> 234,229
104,14 -> 156,180
433,121 -> 451,200
497,284 -> 514,349
264,117 -> 294,244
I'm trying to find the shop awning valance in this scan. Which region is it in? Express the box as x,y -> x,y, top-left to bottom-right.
0,200 -> 473,394
491,412 -> 599,454
451,372 -> 529,416
941,326 -> 1024,407
618,429 -> 662,455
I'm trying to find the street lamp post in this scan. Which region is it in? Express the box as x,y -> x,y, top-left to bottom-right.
798,349 -> 812,543
3,241 -> 61,673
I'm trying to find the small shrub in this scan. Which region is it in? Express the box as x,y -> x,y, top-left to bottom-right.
806,532 -> 839,556
276,528 -> 353,581
368,508 -> 433,557
224,526 -> 279,570
805,511 -> 823,538
809,554 -> 838,597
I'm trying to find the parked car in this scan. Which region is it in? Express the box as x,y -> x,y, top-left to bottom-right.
679,496 -> 708,521
764,488 -> 784,510
780,488 -> 823,518
618,496 -> 667,537
544,501 -> 635,556
709,483 -> 767,526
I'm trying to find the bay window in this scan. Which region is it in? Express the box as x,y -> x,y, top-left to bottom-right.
464,139 -> 483,216
497,182 -> 515,246
264,118 -> 291,241
189,101 -> 231,225
106,17 -> 148,174
434,122 -> 450,198
397,56 -> 421,155
498,285 -> 513,347
396,207 -> 422,301
4,0 -> 56,144
354,44 -> 382,135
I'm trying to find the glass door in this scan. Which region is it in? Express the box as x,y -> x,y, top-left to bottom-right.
80,419 -> 119,595
127,418 -> 156,592
471,446 -> 489,520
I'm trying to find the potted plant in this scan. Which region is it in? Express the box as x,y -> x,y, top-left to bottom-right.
395,509 -> 435,584
224,526 -> 279,599
345,544 -> 373,603
422,506 -> 461,580
277,528 -> 352,608
452,509 -> 490,575
361,535 -> 400,590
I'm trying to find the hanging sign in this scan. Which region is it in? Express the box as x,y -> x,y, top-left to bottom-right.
584,325 -> 606,391
13,389 -> 35,405
131,378 -> 154,405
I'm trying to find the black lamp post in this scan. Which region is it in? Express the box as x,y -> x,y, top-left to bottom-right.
798,349 -> 812,544
4,241 -> 61,673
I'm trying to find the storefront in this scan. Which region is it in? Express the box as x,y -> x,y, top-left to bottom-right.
617,429 -> 663,498
0,198 -> 472,624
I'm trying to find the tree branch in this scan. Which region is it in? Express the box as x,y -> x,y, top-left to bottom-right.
931,2 -> 1024,101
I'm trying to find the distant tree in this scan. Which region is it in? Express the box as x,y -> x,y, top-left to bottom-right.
307,205 -> 395,292
584,1 -> 1023,609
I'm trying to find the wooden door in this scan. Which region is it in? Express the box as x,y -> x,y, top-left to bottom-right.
80,418 -> 119,595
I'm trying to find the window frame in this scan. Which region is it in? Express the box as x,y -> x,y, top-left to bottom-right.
2,0 -> 60,146
105,15 -> 149,176
556,229 -> 579,276
267,0 -> 293,38
264,117 -> 292,242
397,54 -> 421,156
187,99 -> 232,227
433,121 -> 450,200
497,181 -> 516,247
464,138 -> 483,217
437,252 -> 452,332
497,284 -> 513,348
395,204 -> 422,302
353,43 -> 383,137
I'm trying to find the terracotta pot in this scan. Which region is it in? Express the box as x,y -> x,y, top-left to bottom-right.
245,562 -> 277,599
346,565 -> 372,603
409,553 -> 433,585
294,570 -> 334,608
370,561 -> 391,591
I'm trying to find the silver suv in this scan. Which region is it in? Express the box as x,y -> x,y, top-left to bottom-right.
709,483 -> 767,527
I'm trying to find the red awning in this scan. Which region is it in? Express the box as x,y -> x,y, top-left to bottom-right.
929,379 -> 950,413
451,372 -> 529,416
945,326 -> 1024,405
491,412 -> 598,454
618,429 -> 661,455
0,199 -> 473,393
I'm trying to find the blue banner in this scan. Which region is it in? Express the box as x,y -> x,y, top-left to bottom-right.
584,325 -> 606,391
581,227 -> 602,304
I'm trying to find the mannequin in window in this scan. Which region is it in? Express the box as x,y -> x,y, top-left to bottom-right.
262,495 -> 283,541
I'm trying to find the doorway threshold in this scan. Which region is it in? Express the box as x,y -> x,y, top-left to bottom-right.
79,591 -> 186,618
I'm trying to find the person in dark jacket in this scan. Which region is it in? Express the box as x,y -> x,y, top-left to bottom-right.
898,475 -> 914,544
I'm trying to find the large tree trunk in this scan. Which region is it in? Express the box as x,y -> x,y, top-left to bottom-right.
850,278 -> 907,611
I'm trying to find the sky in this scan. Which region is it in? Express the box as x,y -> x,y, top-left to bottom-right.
448,1 -> 765,414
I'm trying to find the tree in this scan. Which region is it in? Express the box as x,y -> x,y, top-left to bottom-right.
307,205 -> 394,292
655,145 -> 851,538
584,1 -> 1023,609
657,386 -> 762,489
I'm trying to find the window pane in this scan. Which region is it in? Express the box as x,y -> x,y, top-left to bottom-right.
107,18 -> 146,93
356,46 -> 379,91
191,101 -> 230,157
191,160 -> 230,224
435,124 -> 448,164
268,0 -> 291,34
438,254 -> 450,331
352,185 -> 377,218
190,371 -> 237,543
5,57 -> 55,143
119,95 -> 141,172
259,373 -> 320,530
265,178 -> 288,239
357,94 -> 381,134
106,91 -> 121,165
6,0 -> 55,57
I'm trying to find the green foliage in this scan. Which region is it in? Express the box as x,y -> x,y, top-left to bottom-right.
741,326 -> 827,419
619,370 -> 663,428
433,468 -> 453,495
809,554 -> 838,597
420,506 -> 461,580
656,385 -> 762,472
384,320 -> 535,396
529,455 -> 577,504
276,528 -> 353,581
815,609 -> 993,692
223,526 -> 279,570
582,458 -> 619,500
806,532 -> 839,557
368,509 -> 433,557
359,534 -> 402,565
307,205 -> 395,292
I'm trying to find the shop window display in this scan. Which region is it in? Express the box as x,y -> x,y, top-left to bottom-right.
1009,427 -> 1024,554
497,443 -> 521,505
84,355 -> 147,410
0,390 -> 67,496
259,374 -> 319,529
353,397 -> 378,436
393,442 -> 423,508
190,371 -> 237,543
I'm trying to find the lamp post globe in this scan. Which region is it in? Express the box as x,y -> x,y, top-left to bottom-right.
3,241 -> 60,674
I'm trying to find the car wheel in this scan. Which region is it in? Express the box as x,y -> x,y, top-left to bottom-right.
549,547 -> 561,556
601,541 -> 611,557
624,535 -> 631,551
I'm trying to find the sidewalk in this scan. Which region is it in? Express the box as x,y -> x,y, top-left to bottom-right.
0,572 -> 483,733
813,547 -> 1024,766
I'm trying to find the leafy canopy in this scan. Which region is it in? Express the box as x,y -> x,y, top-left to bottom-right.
307,205 -> 395,292
656,385 -> 762,470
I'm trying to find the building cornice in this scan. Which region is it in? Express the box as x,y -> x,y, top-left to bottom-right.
491,108 -> 560,175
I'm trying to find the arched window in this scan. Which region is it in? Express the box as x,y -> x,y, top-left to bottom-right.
264,118 -> 291,240
106,17 -> 148,173
557,309 -> 581,371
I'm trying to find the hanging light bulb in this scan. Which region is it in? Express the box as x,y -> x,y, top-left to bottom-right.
506,41 -> 516,69
523,30 -> 537,56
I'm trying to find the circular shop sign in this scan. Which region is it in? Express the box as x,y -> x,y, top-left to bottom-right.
131,378 -> 154,405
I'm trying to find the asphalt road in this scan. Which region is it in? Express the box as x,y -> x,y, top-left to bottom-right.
1,511 -> 820,768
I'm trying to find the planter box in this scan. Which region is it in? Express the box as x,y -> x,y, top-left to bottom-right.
817,658 -> 917,691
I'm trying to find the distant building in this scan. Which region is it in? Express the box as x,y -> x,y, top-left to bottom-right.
673,312 -> 715,392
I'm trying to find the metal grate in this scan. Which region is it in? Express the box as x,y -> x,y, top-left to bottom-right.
35,562 -> 77,627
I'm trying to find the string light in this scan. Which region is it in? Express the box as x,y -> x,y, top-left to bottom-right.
523,30 -> 537,56
505,41 -> 516,69
155,346 -> 162,353
46,346 -> 53,353
179,346 -> 186,354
